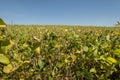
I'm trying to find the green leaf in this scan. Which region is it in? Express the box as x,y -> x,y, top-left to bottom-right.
100,55 -> 105,61
0,39 -> 10,46
90,68 -> 97,73
32,42 -> 40,50
83,46 -> 88,52
49,76 -> 53,80
76,71 -> 81,76
0,40 -> 14,53
38,59 -> 45,69
0,54 -> 10,64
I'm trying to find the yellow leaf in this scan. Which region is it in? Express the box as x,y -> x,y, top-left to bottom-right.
23,61 -> 30,64
76,50 -> 81,54
3,63 -> 13,73
0,54 -> 10,64
113,49 -> 120,56
23,43 -> 29,48
70,54 -> 77,62
96,33 -> 99,36
61,53 -> 65,56
54,44 -> 59,48
106,57 -> 117,64
3,62 -> 19,73
64,59 -> 70,63
114,32 -> 119,35
106,35 -> 110,41
34,47 -> 40,54
48,59 -> 51,63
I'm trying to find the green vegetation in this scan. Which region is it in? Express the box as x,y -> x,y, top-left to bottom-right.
0,25 -> 120,79
115,21 -> 120,27
0,18 -> 6,25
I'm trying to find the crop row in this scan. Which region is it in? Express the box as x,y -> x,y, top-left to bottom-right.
0,26 -> 120,79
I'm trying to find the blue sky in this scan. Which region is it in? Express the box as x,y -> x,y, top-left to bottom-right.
0,0 -> 120,26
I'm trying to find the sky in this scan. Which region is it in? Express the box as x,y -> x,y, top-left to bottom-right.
0,0 -> 120,26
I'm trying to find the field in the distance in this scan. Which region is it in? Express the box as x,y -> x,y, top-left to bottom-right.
0,25 -> 120,80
